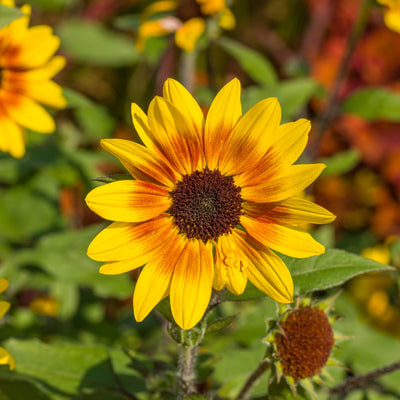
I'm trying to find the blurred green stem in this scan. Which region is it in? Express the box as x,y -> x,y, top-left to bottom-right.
312,0 -> 372,157
180,50 -> 197,92
178,343 -> 198,399
235,358 -> 270,400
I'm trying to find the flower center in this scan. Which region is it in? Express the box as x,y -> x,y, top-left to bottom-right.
176,0 -> 203,21
275,306 -> 334,382
168,169 -> 243,243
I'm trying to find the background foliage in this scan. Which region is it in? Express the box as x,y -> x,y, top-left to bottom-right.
1,0 -> 400,399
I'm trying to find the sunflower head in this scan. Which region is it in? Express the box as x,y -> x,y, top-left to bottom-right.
0,0 -> 66,158
264,295 -> 343,399
85,78 -> 335,330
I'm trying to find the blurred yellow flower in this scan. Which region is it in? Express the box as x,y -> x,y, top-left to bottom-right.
85,78 -> 335,330
0,0 -> 66,158
0,278 -> 15,370
378,0 -> 400,33
29,295 -> 60,317
361,244 -> 391,265
137,0 -> 235,52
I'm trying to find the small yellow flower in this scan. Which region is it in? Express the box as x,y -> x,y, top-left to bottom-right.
137,0 -> 235,52
378,0 -> 400,33
0,278 -> 15,370
85,78 -> 335,330
29,295 -> 60,317
0,0 -> 66,158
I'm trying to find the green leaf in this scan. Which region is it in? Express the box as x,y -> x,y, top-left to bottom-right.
342,87 -> 400,121
319,149 -> 361,176
205,315 -> 236,335
4,225 -> 132,299
283,248 -> 394,296
0,185 -> 64,243
28,0 -> 78,11
184,396 -> 209,400
57,19 -> 139,67
75,104 -> 116,141
0,4 -> 24,29
51,281 -> 80,320
223,282 -> 265,302
0,339 -> 146,400
242,78 -> 321,119
0,378 -> 52,400
217,37 -> 277,86
274,77 -> 321,119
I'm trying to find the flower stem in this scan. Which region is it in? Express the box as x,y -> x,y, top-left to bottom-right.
235,358 -> 270,400
329,360 -> 400,396
178,343 -> 198,399
179,50 -> 197,92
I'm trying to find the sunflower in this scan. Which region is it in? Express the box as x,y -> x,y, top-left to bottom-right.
263,295 -> 344,399
137,0 -> 235,52
85,78 -> 335,330
0,0 -> 66,158
0,278 -> 15,370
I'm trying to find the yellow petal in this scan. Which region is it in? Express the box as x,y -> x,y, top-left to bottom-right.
148,96 -> 200,175
204,78 -> 241,169
0,301 -> 10,319
1,92 -> 55,133
233,230 -> 293,303
241,215 -> 325,258
99,226 -> 178,275
383,8 -> 400,33
234,119 -> 310,189
101,138 -> 177,190
12,26 -> 60,69
162,78 -> 204,143
170,239 -> 213,329
271,119 -> 310,165
218,8 -> 236,30
243,197 -> 336,225
24,80 -> 67,109
0,112 -> 25,158
0,279 -> 9,294
141,0 -> 178,19
130,103 -> 155,151
87,217 -> 175,262
0,347 -> 15,370
215,234 -> 247,295
1,4 -> 30,52
241,164 -> 326,203
197,0 -> 225,15
133,235 -> 184,322
85,180 -> 171,223
175,18 -> 205,52
0,0 -> 15,7
219,98 -> 281,176
99,259 -> 145,275
21,55 -> 66,80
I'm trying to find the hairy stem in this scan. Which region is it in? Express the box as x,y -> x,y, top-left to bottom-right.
178,343 -> 198,399
235,358 -> 270,400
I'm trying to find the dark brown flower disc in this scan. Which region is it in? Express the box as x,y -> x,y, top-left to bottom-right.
275,306 -> 334,381
169,169 -> 243,243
